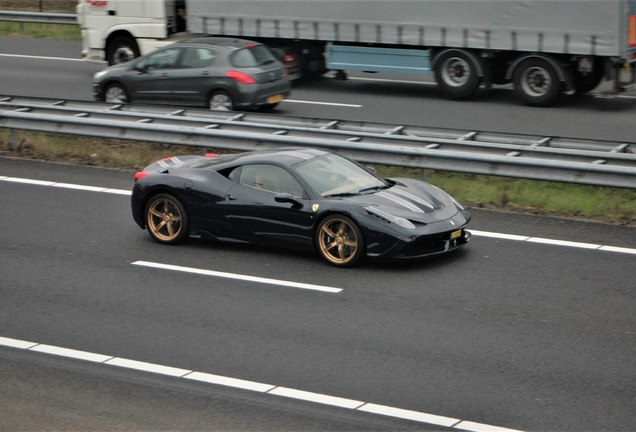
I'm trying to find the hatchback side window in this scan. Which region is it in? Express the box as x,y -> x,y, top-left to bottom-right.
140,47 -> 181,70
180,48 -> 216,69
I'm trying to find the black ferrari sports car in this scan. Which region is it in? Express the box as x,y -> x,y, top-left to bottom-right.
131,148 -> 471,267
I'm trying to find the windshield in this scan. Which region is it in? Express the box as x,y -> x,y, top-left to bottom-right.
294,154 -> 390,197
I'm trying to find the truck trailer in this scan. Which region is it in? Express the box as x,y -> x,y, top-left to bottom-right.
77,0 -> 636,106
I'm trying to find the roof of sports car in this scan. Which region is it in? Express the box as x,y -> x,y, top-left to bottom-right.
214,147 -> 330,166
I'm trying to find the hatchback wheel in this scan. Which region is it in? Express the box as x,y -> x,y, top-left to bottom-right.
105,84 -> 128,104
209,91 -> 234,111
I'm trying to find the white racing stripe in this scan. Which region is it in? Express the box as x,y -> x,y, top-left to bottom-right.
132,261 -> 343,293
1,175 -> 634,255
0,335 -> 524,432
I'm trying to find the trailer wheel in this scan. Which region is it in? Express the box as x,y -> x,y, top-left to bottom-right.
513,57 -> 562,107
434,50 -> 481,98
107,35 -> 140,66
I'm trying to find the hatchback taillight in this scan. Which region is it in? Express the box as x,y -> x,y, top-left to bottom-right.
226,70 -> 256,84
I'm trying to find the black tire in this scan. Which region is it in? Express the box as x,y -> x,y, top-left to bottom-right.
258,102 -> 279,112
315,214 -> 365,267
513,57 -> 562,107
104,83 -> 129,104
144,194 -> 189,245
209,90 -> 234,111
107,35 -> 140,66
434,50 -> 481,99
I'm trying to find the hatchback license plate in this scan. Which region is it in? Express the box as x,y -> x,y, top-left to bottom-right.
451,229 -> 462,239
267,94 -> 284,103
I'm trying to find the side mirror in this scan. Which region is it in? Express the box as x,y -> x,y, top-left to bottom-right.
275,192 -> 303,209
134,63 -> 148,73
366,165 -> 378,175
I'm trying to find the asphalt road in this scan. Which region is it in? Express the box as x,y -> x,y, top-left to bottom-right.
1,36 -> 636,431
2,36 -> 636,142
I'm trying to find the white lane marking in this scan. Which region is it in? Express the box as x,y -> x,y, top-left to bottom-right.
284,99 -> 362,107
0,53 -> 84,62
470,229 -> 636,254
2,175 -> 634,256
132,261 -> 343,293
358,403 -> 460,428
0,336 -> 525,432
268,387 -> 365,409
0,176 -> 131,195
599,245 -> 636,255
0,336 -> 38,349
454,420 -> 525,432
185,371 -> 275,392
30,344 -> 113,363
105,358 -> 192,377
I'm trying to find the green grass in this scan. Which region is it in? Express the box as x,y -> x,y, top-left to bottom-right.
0,22 -> 80,39
2,129 -> 635,225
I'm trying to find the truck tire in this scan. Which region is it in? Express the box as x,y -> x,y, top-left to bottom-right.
107,35 -> 140,66
434,50 -> 481,99
513,57 -> 562,107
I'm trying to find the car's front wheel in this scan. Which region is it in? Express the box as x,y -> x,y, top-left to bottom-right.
104,83 -> 129,103
145,194 -> 189,245
209,91 -> 234,111
316,214 -> 365,267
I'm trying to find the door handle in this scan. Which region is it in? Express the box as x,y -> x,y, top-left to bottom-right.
201,71 -> 210,76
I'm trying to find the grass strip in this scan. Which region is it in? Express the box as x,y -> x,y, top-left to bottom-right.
1,129 -> 635,225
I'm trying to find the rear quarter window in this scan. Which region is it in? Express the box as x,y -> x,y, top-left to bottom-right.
231,46 -> 277,68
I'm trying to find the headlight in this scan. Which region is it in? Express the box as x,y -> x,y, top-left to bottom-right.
93,70 -> 109,80
364,206 -> 416,230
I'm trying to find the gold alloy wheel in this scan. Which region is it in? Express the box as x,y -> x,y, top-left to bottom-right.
146,196 -> 184,242
318,216 -> 361,266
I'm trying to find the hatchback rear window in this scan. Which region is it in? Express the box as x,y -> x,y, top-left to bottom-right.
231,45 -> 277,67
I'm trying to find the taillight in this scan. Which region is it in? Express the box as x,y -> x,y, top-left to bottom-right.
283,54 -> 297,63
226,70 -> 256,84
205,153 -> 219,158
630,15 -> 636,47
134,172 -> 149,182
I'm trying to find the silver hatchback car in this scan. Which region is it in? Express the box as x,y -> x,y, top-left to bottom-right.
93,37 -> 291,111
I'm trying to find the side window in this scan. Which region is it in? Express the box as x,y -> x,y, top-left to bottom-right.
235,164 -> 305,198
140,47 -> 181,70
180,48 -> 216,69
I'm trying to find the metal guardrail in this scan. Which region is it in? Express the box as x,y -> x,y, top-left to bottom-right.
0,11 -> 76,25
1,95 -> 635,189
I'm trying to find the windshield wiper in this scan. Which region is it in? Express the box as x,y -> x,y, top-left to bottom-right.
357,184 -> 392,194
323,192 -> 360,198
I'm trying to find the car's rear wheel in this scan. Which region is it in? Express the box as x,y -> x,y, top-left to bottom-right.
105,83 -> 128,103
209,91 -> 234,111
145,194 -> 189,245
316,214 -> 365,267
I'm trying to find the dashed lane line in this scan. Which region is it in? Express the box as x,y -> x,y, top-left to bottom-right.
132,261 -> 343,293
2,175 -> 635,255
0,336 -> 524,432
